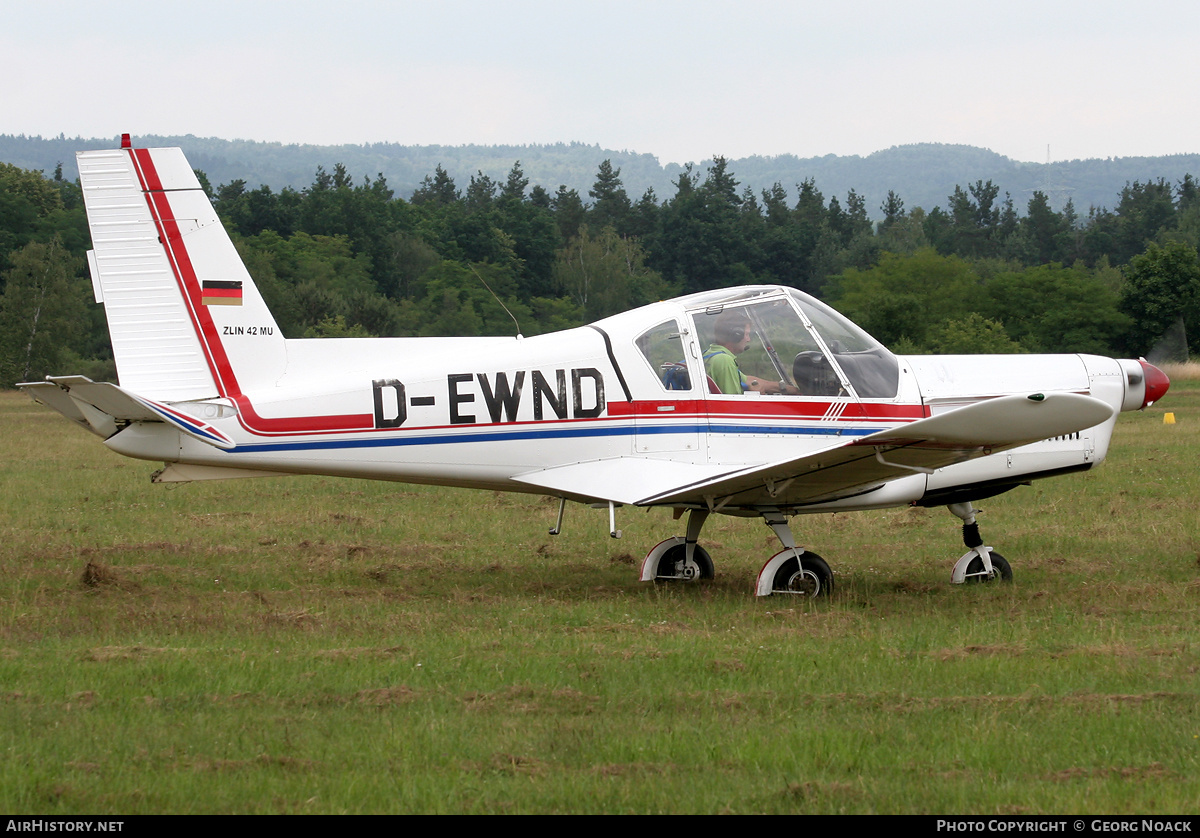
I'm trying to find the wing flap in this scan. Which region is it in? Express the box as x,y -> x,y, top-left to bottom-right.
511,457 -> 745,506
152,463 -> 291,483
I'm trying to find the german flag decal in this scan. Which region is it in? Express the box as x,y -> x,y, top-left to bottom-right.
202,280 -> 243,306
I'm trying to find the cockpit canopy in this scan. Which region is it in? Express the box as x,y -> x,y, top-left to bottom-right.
626,286 -> 900,400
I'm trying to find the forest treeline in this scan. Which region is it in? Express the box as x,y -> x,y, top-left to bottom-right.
2,152 -> 1199,386
9,134 -> 1200,220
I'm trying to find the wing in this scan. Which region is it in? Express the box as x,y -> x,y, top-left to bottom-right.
514,392 -> 1115,508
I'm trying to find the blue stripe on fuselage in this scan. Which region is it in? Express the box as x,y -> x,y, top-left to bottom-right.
228,422 -> 877,454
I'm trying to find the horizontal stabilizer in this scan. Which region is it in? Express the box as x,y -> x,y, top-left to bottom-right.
18,380 -> 113,437
19,376 -> 155,438
18,376 -> 236,450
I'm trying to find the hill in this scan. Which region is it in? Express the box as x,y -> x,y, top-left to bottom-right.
3,133 -> 1198,219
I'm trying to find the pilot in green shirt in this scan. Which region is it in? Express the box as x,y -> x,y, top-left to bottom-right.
704,344 -> 748,394
704,310 -> 798,395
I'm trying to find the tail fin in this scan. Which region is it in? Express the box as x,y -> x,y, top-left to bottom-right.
77,137 -> 284,401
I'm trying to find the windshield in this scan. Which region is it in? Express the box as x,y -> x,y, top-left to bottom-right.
787,290 -> 899,399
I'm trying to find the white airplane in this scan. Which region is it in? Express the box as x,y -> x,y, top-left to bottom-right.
20,138 -> 1171,597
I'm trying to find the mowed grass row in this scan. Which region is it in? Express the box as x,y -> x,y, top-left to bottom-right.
1,385 -> 1197,814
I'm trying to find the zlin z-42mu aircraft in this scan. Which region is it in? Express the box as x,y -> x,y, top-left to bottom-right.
21,138 -> 1171,598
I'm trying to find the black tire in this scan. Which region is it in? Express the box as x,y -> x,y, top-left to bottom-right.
771,551 -> 833,598
655,543 -> 714,581
964,550 -> 1013,583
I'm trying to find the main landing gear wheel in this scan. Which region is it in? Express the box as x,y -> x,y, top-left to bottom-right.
964,550 -> 1012,583
771,552 -> 833,598
640,509 -> 715,584
754,512 -> 835,598
656,542 -> 714,582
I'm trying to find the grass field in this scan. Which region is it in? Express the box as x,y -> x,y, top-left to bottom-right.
1,383 -> 1197,814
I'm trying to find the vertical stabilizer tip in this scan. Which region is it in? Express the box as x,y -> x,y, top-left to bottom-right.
120,133 -> 131,149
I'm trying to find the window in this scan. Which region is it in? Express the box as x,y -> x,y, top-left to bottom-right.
695,299 -> 832,395
635,320 -> 693,392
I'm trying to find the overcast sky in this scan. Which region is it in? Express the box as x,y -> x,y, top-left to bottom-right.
5,0 -> 1196,165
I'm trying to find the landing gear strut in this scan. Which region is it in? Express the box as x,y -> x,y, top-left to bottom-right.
639,508 -> 835,596
754,511 -> 834,598
639,509 -> 714,582
948,502 -> 1012,584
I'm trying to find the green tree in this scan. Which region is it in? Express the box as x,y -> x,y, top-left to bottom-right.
501,161 -> 528,202
762,182 -> 791,226
526,294 -> 585,334
626,187 -> 661,241
216,182 -> 298,238
946,180 -> 1001,258
551,185 -> 586,240
652,161 -> 756,293
0,163 -> 88,275
291,165 -> 412,298
1120,241 -> 1200,354
465,171 -> 497,213
1112,179 -> 1176,264
981,264 -> 1129,354
410,261 -> 531,337
1172,175 -> 1200,249
1022,191 -> 1066,265
493,170 -> 561,298
926,312 -> 1022,354
381,232 -> 442,300
553,227 -> 675,321
828,249 -> 980,349
588,160 -> 631,234
303,314 -> 372,338
879,190 -> 905,232
411,166 -> 459,206
0,238 -> 86,383
236,231 -> 381,336
790,179 -> 845,292
878,206 -> 930,255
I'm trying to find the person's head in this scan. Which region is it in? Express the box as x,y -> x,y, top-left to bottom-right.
714,310 -> 753,353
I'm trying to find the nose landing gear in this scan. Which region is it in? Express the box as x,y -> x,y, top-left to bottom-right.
948,502 -> 1012,584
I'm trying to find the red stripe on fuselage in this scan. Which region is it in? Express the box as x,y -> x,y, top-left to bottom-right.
608,399 -> 928,421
